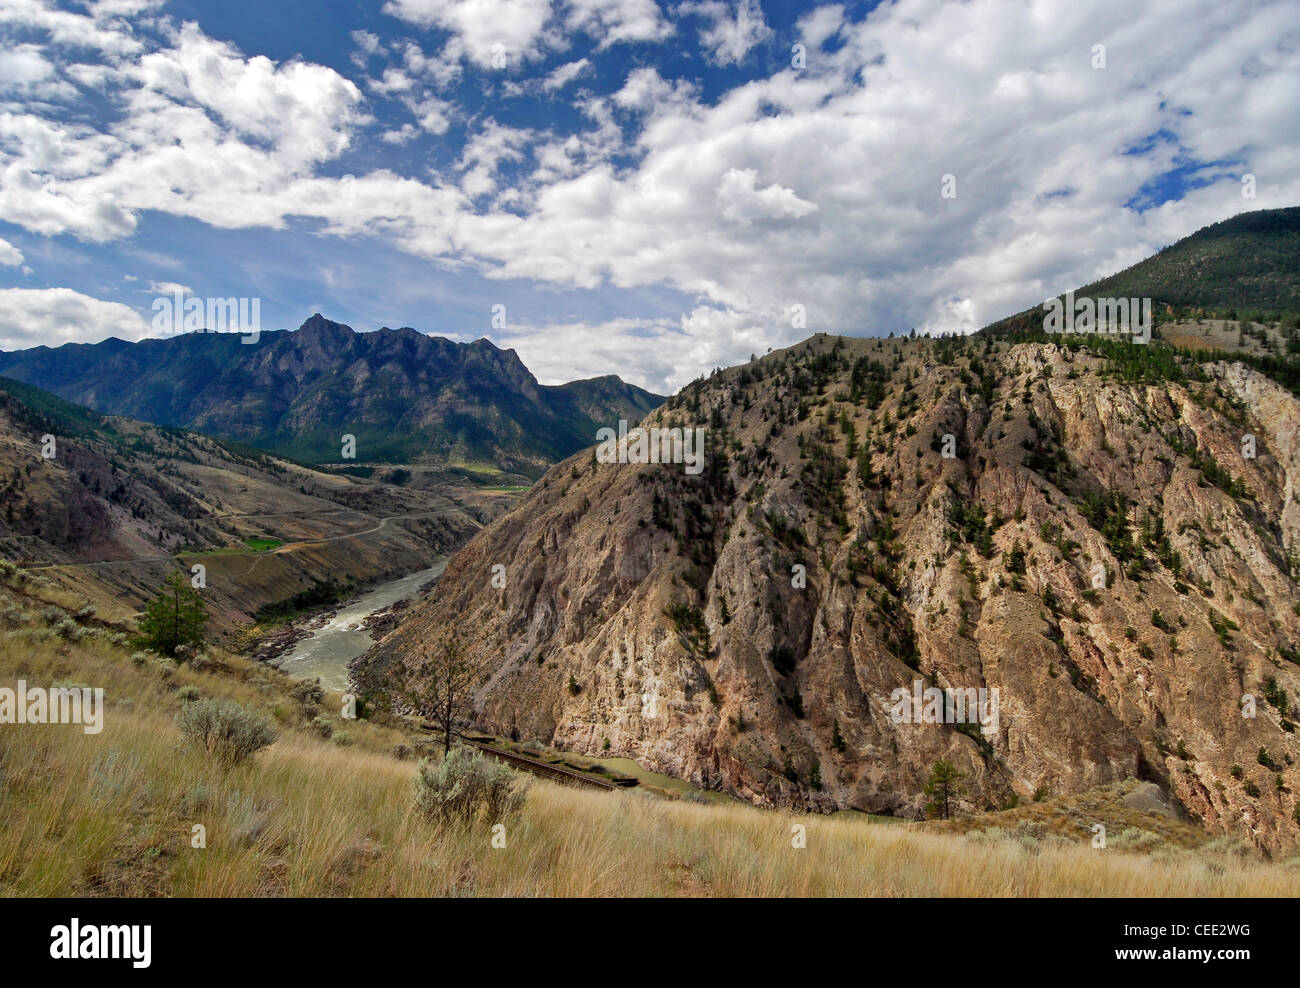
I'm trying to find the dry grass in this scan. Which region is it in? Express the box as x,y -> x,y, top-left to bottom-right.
3,585 -> 1300,896
928,780 -> 1217,850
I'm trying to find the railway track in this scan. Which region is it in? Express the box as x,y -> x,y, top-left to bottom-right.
461,740 -> 622,791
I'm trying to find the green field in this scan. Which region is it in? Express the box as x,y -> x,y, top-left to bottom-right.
243,537 -> 283,552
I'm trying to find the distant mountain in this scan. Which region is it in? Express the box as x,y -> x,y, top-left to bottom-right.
0,314 -> 664,481
983,206 -> 1300,337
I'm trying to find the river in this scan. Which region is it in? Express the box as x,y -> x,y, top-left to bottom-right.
272,560 -> 447,691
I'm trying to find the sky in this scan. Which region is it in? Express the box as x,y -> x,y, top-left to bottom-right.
0,0 -> 1296,393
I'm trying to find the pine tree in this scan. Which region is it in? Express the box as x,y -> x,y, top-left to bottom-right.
923,759 -> 964,820
138,571 -> 208,658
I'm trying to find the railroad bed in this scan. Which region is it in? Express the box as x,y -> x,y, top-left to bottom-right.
463,739 -> 630,791
411,728 -> 638,791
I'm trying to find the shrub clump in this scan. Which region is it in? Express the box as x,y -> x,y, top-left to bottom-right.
1110,827 -> 1164,853
413,747 -> 527,825
178,697 -> 277,769
310,715 -> 334,739
290,679 -> 325,709
54,616 -> 86,642
152,656 -> 178,680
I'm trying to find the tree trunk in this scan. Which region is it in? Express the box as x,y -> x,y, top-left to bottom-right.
443,685 -> 453,755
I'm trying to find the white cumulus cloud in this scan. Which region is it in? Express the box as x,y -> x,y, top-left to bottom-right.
0,238 -> 23,267
680,0 -> 773,66
0,287 -> 149,351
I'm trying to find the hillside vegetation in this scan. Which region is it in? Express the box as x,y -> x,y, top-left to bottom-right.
983,207 -> 1300,338
1079,207 -> 1300,315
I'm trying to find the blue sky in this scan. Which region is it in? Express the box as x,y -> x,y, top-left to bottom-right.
0,0 -> 1296,392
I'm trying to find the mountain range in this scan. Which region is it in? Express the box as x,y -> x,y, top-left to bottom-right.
0,314 -> 663,482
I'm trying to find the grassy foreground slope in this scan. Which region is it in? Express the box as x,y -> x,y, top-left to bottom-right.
3,570 -> 1299,896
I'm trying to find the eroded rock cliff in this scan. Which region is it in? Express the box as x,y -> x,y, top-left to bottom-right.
358,334 -> 1300,851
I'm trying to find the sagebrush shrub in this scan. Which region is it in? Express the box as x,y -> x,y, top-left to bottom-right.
152,656 -> 178,680
290,679 -> 325,708
55,616 -> 85,642
310,715 -> 334,739
1110,827 -> 1164,852
177,780 -> 211,816
413,747 -> 526,825
178,698 -> 277,769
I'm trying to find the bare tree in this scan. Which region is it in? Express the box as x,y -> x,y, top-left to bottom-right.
417,630 -> 485,755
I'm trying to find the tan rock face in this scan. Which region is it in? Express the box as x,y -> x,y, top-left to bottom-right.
357,335 -> 1300,852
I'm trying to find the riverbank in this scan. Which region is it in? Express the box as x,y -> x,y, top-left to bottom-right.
250,562 -> 447,692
